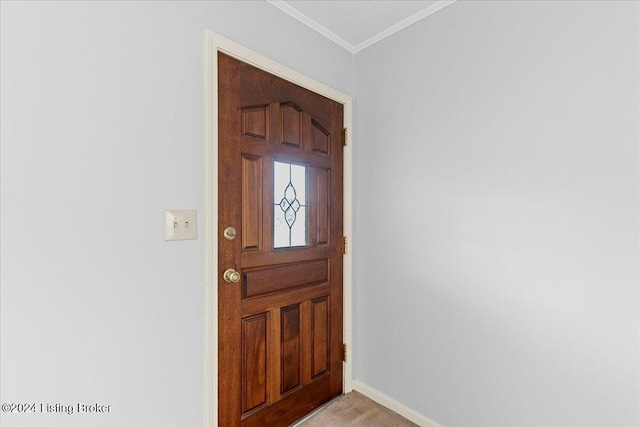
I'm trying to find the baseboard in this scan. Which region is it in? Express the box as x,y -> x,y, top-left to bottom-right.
352,380 -> 444,427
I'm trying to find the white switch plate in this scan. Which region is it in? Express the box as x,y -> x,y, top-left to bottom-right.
164,209 -> 197,241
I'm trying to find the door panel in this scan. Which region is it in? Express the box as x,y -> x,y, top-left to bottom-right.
243,259 -> 328,298
311,167 -> 330,246
280,304 -> 301,394
218,53 -> 344,427
311,297 -> 329,378
242,314 -> 268,414
281,102 -> 303,148
241,155 -> 263,251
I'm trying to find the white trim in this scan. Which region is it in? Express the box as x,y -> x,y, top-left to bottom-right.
267,0 -> 457,54
353,0 -> 457,52
203,31 -> 218,427
267,0 -> 357,53
204,30 -> 354,426
352,381 -> 445,427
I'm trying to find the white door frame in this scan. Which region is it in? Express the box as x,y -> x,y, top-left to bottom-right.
204,30 -> 354,427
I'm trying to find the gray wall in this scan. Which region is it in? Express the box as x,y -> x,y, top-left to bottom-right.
0,2 -> 352,426
354,1 -> 639,426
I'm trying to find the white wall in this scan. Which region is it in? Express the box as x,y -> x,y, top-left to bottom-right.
354,1 -> 639,426
3,1 -> 639,426
0,2 -> 352,426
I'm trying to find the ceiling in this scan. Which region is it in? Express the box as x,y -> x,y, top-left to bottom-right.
268,0 -> 456,53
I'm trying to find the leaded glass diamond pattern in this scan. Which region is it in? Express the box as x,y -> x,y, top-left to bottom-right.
280,183 -> 301,227
274,162 -> 307,248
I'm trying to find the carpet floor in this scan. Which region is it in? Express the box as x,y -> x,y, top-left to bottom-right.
295,391 -> 418,427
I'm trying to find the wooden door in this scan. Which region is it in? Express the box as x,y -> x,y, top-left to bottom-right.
218,53 -> 344,427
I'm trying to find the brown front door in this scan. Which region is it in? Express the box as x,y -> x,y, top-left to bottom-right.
218,53 -> 344,427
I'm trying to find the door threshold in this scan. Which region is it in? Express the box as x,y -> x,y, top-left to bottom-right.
288,392 -> 349,427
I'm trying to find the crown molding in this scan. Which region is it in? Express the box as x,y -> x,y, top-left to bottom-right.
353,0 -> 456,52
267,0 -> 357,53
267,0 -> 457,54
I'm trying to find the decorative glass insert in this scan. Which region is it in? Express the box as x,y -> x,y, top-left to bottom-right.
274,161 -> 307,248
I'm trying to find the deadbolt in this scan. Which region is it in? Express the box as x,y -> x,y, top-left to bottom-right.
223,226 -> 237,240
223,269 -> 241,283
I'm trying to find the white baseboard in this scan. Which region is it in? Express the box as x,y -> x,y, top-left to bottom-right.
352,380 -> 444,427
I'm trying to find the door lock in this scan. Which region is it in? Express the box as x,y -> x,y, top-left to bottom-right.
223,227 -> 237,240
223,269 -> 241,283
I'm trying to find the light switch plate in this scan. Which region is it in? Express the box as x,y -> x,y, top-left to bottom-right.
165,209 -> 197,241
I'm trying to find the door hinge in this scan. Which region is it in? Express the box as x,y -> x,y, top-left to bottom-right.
341,343 -> 347,362
342,236 -> 347,255
342,128 -> 347,147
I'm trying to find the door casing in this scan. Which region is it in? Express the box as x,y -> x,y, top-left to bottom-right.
204,30 -> 353,427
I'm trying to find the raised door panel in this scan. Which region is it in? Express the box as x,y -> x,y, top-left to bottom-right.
281,102 -> 303,148
242,105 -> 269,140
243,259 -> 328,298
311,297 -> 330,378
311,119 -> 330,155
280,305 -> 301,394
242,314 -> 268,414
242,155 -> 263,251
313,168 -> 330,246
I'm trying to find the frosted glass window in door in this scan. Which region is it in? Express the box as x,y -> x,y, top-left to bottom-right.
274,161 -> 307,248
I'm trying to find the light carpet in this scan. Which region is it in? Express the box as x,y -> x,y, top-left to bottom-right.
296,391 -> 418,427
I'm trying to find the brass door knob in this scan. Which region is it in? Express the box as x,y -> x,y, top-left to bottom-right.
223,269 -> 241,283
223,227 -> 237,240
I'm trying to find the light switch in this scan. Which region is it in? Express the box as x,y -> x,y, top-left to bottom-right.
165,209 -> 197,241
